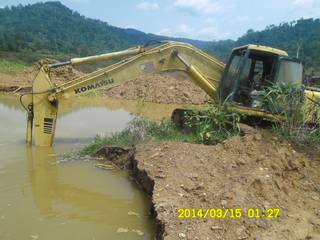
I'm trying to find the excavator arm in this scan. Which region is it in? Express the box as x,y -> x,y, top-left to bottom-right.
28,41 -> 225,146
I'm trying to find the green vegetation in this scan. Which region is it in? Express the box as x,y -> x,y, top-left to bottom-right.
206,19 -> 320,73
0,59 -> 29,74
81,118 -> 196,155
0,2 -> 207,64
184,101 -> 242,144
81,102 -> 242,155
81,85 -> 320,155
261,83 -> 320,150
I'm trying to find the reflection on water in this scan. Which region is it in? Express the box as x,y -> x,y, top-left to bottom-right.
58,96 -> 193,121
0,95 -> 158,240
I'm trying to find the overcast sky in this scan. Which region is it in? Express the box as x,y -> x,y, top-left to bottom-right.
1,0 -> 320,41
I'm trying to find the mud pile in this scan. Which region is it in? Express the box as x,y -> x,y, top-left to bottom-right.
98,132 -> 320,240
32,58 -> 84,85
0,58 -> 84,92
103,73 -> 211,105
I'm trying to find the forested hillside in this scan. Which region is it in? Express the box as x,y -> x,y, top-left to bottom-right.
207,19 -> 320,73
0,1 -> 319,72
0,1 -> 208,62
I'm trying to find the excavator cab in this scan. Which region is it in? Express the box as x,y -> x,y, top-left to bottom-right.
219,45 -> 303,110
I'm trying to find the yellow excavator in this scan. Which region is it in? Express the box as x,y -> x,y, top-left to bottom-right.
22,41 -> 320,147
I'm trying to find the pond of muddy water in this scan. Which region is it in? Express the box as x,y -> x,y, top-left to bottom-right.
0,95 -> 185,240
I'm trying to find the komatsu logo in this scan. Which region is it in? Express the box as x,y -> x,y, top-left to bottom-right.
74,78 -> 115,94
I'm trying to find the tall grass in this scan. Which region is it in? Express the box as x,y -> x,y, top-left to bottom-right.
81,101 -> 242,155
81,118 -> 197,155
261,82 -> 320,149
183,101 -> 242,144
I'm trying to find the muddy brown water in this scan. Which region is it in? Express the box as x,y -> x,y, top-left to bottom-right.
0,95 -> 188,240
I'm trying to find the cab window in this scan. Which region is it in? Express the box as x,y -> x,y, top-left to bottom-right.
233,51 -> 278,105
276,59 -> 303,86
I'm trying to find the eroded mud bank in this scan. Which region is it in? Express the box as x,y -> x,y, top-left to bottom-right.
95,133 -> 320,240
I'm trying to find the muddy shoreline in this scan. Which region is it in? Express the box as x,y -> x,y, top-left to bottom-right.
95,146 -> 165,239
0,86 -> 31,93
96,134 -> 320,240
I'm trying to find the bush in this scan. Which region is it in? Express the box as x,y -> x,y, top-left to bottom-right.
184,101 -> 242,144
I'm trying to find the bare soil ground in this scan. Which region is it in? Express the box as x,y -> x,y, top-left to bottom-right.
97,132 -> 320,240
103,73 -> 210,105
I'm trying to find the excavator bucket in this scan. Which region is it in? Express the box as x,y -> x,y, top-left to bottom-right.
32,67 -> 58,147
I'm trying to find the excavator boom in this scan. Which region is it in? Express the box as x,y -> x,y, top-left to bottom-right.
27,41 -> 225,146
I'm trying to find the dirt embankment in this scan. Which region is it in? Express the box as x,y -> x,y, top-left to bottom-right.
0,60 -> 210,104
97,132 -> 320,240
103,73 -> 211,105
